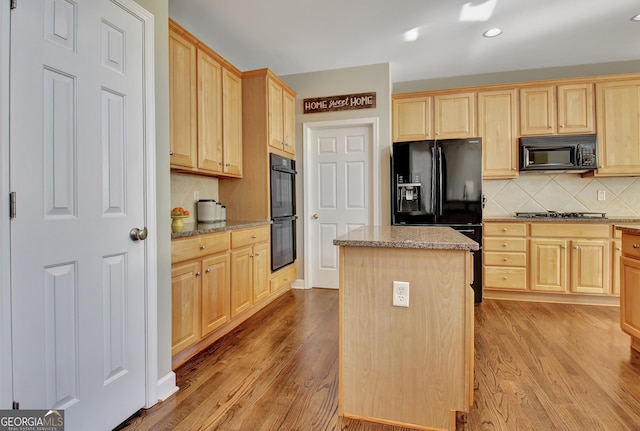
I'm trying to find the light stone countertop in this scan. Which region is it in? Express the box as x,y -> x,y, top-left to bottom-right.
333,225 -> 479,251
171,219 -> 271,239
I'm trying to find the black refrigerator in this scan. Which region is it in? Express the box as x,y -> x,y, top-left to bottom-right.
391,138 -> 483,303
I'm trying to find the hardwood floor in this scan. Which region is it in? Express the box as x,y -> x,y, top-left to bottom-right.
115,289 -> 640,431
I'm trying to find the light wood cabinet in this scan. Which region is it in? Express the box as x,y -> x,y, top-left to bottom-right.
620,230 -> 640,352
478,89 -> 518,179
595,80 -> 640,176
230,226 -> 270,317
483,223 -> 527,290
169,19 -> 242,177
392,96 -> 432,142
613,238 -> 622,295
434,92 -> 476,138
270,263 -> 297,294
168,22 -> 197,169
171,231 -> 230,356
520,83 -> 594,136
171,260 -> 201,355
529,224 -> 609,294
267,77 -> 296,156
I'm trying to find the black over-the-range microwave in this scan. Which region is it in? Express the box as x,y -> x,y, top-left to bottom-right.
520,134 -> 597,172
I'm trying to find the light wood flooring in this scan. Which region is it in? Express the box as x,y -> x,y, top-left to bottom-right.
115,289 -> 640,431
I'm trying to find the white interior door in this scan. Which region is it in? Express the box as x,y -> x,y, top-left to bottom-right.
10,1 -> 152,429
305,123 -> 374,289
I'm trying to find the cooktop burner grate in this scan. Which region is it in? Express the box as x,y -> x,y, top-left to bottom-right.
515,211 -> 607,219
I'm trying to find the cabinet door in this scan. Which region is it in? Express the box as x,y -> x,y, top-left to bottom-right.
613,239 -> 622,295
168,27 -> 197,168
283,90 -> 296,156
252,242 -> 270,303
392,97 -> 432,142
570,239 -> 610,294
231,247 -> 253,317
520,86 -> 554,136
530,239 -> 568,292
478,89 -> 518,179
595,80 -> 640,175
268,78 -> 284,150
621,256 -> 640,341
197,49 -> 223,173
222,68 -> 243,176
171,260 -> 201,355
434,92 -> 476,138
201,253 -> 231,337
557,83 -> 594,134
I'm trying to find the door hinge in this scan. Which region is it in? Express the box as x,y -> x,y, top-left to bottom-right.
10,0 -> 16,10
9,192 -> 16,219
12,401 -> 19,410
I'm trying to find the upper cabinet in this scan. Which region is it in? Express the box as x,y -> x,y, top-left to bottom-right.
392,96 -> 432,142
168,23 -> 197,168
595,79 -> 640,176
434,92 -> 476,139
169,20 -> 242,178
520,83 -> 594,136
267,77 -> 296,156
478,89 -> 518,179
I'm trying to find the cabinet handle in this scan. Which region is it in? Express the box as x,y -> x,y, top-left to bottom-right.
503,276 -> 508,280
560,124 -> 565,128
206,268 -> 211,273
250,254 -> 254,258
169,151 -> 174,155
200,245 -> 206,250
502,228 -> 508,232
252,235 -> 257,239
561,246 -> 566,249
502,243 -> 508,247
616,247 -> 622,251
634,244 -> 640,249
573,246 -> 579,250
195,271 -> 201,277
503,258 -> 508,262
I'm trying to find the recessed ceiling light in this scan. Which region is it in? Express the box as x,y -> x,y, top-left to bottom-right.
483,28 -> 502,38
631,13 -> 640,22
403,27 -> 420,42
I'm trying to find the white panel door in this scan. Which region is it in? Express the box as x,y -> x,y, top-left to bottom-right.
308,125 -> 371,288
10,1 -> 150,429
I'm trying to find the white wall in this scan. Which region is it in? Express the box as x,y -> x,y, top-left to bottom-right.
132,0 -> 174,395
281,63 -> 392,282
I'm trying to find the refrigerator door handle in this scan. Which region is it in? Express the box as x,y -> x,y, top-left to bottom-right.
430,145 -> 437,214
437,146 -> 443,216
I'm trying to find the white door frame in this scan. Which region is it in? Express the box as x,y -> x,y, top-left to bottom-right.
0,0 -> 159,410
302,117 -> 380,289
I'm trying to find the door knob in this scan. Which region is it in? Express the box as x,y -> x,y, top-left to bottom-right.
130,227 -> 148,241
312,213 -> 319,219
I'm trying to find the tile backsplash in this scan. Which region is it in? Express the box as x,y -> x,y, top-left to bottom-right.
483,174 -> 640,217
170,173 -> 219,223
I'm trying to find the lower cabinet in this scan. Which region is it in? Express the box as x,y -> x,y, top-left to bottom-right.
620,230 -> 640,351
171,224 -> 289,368
484,221 -> 619,301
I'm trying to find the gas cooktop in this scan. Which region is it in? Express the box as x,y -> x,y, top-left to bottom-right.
515,211 -> 607,219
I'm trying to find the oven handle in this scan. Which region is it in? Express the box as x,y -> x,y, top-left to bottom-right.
272,165 -> 297,175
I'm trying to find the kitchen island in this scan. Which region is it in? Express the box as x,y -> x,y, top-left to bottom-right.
333,226 -> 478,431
616,225 -> 640,352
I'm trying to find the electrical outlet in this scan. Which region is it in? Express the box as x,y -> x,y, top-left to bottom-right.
393,281 -> 410,308
597,190 -> 606,201
194,191 -> 200,202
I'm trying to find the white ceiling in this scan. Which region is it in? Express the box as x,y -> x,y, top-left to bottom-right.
168,0 -> 640,83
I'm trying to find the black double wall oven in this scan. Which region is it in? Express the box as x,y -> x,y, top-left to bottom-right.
270,153 -> 297,272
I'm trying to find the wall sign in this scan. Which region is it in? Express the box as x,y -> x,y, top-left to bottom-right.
303,92 -> 376,114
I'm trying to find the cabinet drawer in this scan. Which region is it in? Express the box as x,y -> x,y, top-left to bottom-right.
172,231 -> 230,263
231,225 -> 269,249
484,267 -> 527,290
484,237 -> 527,252
484,223 -> 527,237
530,223 -> 609,238
484,251 -> 527,267
270,263 -> 296,294
622,233 -> 640,259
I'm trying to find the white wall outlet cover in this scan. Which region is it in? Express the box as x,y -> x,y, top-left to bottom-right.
393,281 -> 410,308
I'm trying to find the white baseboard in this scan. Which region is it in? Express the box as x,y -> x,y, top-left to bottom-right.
291,279 -> 308,289
156,371 -> 179,402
